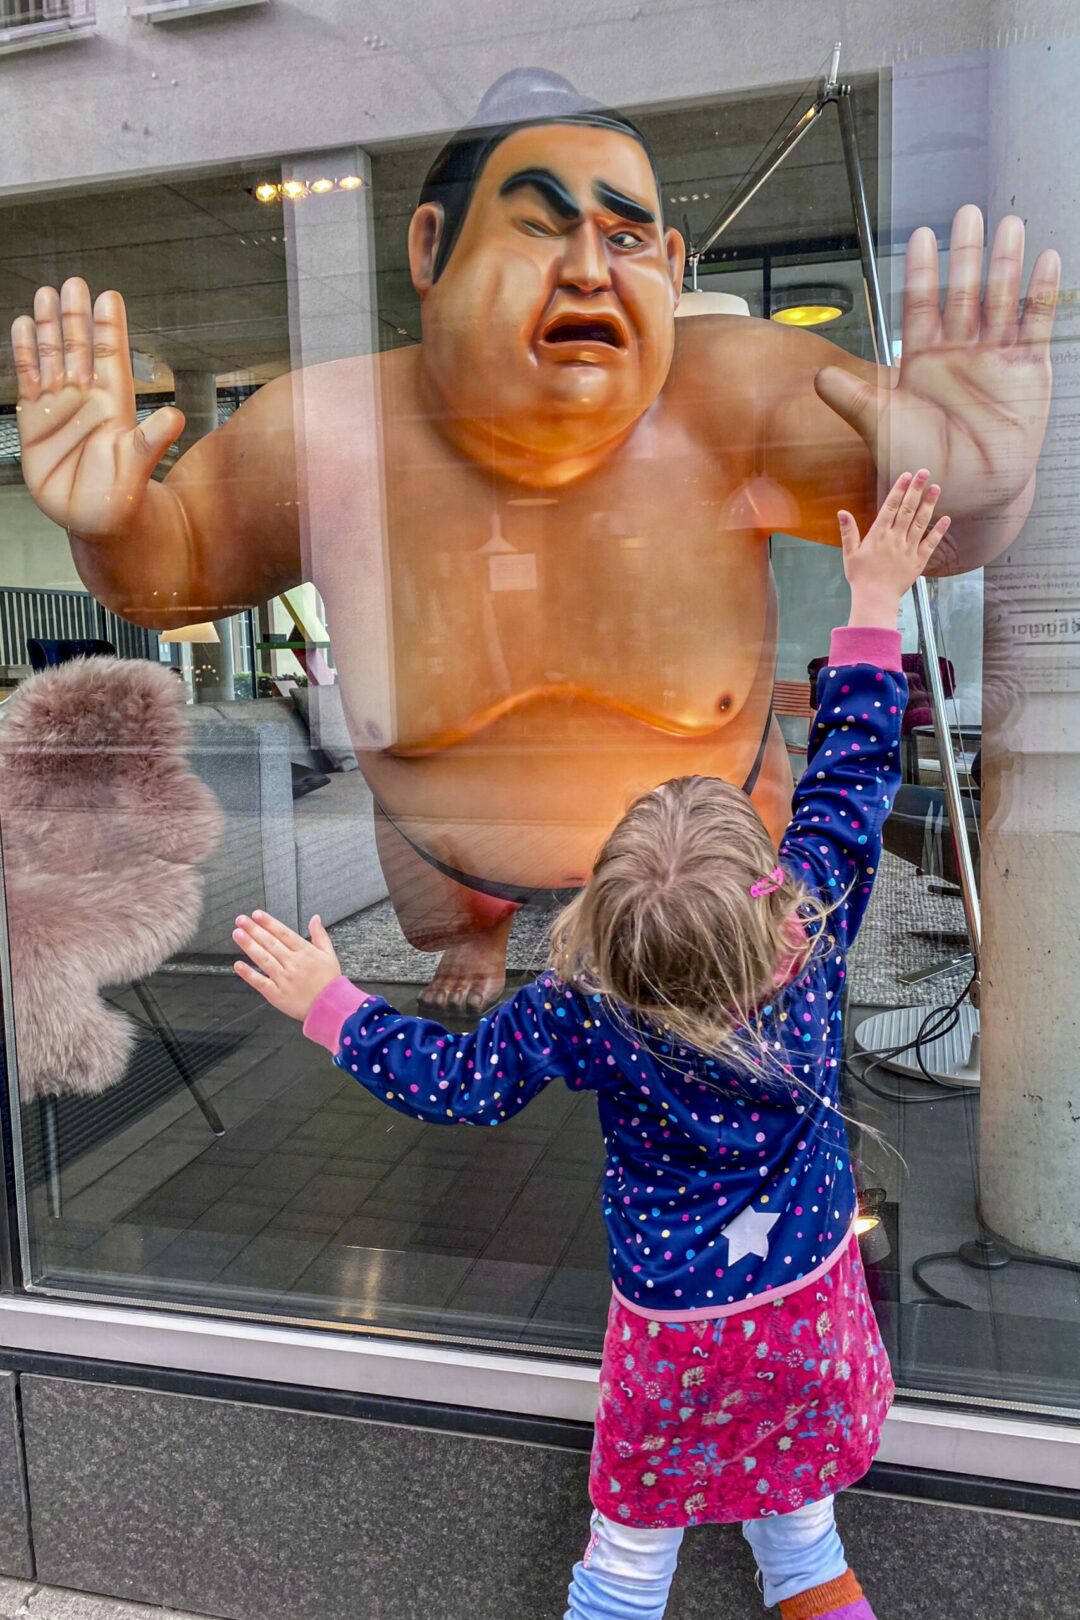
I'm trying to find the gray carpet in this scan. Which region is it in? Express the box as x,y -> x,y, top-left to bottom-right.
847,849 -> 972,1007
328,897 -> 558,985
328,850 -> 972,1009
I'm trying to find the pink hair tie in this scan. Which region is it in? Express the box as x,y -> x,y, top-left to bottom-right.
749,866 -> 785,899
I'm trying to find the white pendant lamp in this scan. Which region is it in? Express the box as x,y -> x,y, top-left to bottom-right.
676,257 -> 749,319
675,288 -> 751,318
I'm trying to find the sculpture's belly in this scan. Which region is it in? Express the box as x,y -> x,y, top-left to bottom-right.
311,474 -> 781,888
359,688 -> 775,891
381,523 -> 772,751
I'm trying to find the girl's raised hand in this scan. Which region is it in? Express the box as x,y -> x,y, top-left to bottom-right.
233,911 -> 342,1021
838,469 -> 951,629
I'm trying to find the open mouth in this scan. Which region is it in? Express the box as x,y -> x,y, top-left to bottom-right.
540,314 -> 626,350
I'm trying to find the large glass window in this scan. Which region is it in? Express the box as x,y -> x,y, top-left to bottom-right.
0,6 -> 1076,1420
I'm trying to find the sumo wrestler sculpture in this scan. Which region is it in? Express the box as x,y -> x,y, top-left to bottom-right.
12,70 -> 1058,1012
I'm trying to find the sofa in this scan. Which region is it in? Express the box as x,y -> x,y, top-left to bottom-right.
182,692 -> 387,958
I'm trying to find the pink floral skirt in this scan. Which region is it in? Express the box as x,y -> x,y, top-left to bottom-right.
590,1232 -> 894,1528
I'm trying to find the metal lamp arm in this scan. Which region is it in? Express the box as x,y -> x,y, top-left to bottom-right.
687,43 -> 982,981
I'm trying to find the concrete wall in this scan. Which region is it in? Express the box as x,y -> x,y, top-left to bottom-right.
7,1372 -> 1079,1619
0,487 -> 83,592
1,0 -> 1078,195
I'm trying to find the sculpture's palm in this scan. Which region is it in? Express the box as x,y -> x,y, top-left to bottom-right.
12,280 -> 183,536
816,206 -> 1059,553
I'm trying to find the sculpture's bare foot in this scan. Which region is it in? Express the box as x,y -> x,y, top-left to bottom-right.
417,914 -> 513,1018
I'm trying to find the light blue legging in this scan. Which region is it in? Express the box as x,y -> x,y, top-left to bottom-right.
565,1495 -> 847,1618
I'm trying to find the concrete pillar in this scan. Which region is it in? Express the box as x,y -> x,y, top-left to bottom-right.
171,370 -> 235,705
889,36 -> 1080,1261
282,147 -> 394,747
172,369 -> 217,453
978,32 -> 1080,1262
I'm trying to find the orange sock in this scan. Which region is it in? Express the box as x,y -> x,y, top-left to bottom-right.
779,1570 -> 865,1619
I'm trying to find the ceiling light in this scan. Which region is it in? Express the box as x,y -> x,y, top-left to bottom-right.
773,304 -> 846,327
770,284 -> 854,327
676,290 -> 751,319
161,622 -> 220,645
254,174 -> 365,203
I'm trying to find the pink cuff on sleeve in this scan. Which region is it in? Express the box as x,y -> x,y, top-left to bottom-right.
828,626 -> 903,672
303,976 -> 373,1053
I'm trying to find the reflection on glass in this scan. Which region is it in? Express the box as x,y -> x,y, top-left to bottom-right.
0,41 -> 1074,1418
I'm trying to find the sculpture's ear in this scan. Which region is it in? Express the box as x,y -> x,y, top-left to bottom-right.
664,226 -> 686,304
409,203 -> 446,295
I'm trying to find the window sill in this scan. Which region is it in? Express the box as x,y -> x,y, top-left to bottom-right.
0,18 -> 95,52
127,0 -> 266,20
0,1292 -> 1076,1491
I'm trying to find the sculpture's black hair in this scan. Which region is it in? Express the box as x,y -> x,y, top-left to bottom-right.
419,69 -> 663,280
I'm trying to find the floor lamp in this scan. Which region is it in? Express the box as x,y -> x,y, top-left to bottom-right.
683,42 -> 982,1085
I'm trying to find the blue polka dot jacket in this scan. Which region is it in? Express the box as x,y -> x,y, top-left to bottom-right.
305,626 -> 907,1319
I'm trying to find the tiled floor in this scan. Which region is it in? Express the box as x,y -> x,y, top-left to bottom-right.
27,970 -> 612,1349
843,1014 -> 1080,1411
19,965 -> 1080,1397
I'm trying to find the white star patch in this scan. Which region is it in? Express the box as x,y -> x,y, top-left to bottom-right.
720,1206 -> 781,1266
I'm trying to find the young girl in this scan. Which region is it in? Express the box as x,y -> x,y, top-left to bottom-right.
234,470 -> 948,1620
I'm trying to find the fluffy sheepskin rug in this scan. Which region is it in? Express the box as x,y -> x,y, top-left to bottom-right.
0,657 -> 224,1099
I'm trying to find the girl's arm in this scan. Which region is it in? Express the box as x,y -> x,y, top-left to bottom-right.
780,649 -> 907,951
779,470 -> 949,950
231,911 -> 573,1126
309,977 -> 573,1127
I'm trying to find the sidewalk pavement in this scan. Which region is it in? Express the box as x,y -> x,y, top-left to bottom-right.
0,1581 -> 209,1620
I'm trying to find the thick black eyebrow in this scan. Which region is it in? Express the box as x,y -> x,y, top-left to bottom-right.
593,179 -> 655,225
499,167 -> 581,220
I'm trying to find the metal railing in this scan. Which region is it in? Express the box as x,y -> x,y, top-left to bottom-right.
0,0 -> 94,53
0,0 -> 94,26
0,587 -> 157,668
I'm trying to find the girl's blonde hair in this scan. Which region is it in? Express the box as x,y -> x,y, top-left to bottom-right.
549,775 -> 829,1075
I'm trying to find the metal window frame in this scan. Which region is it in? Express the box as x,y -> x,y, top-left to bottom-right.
0,0 -> 95,52
0,1292 -> 1076,1491
0,1005 -> 21,1297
